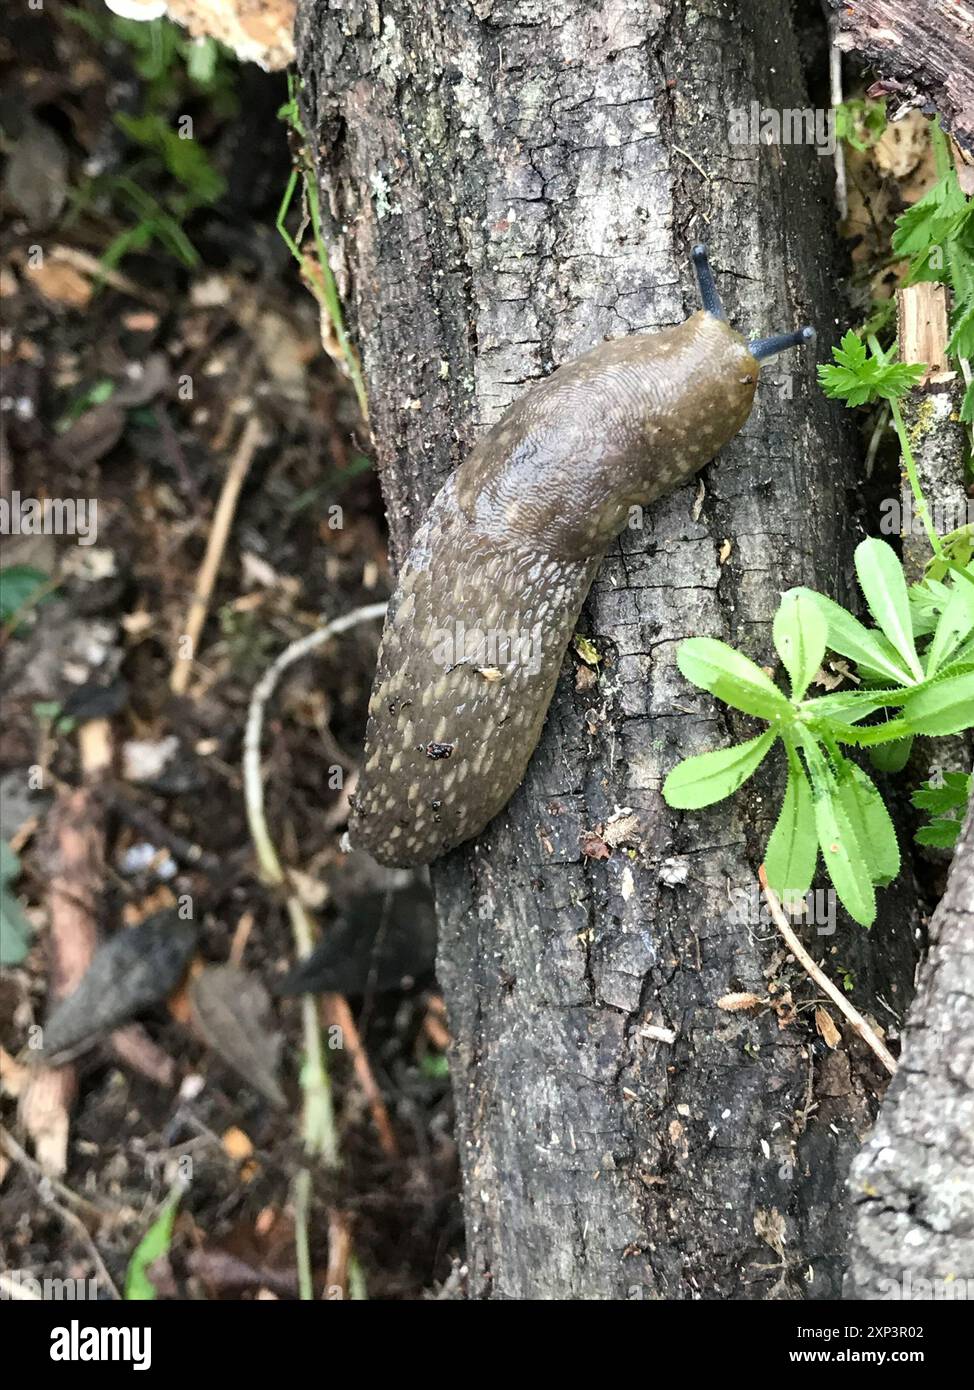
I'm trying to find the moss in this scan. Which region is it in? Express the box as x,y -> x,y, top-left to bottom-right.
906,394 -> 937,448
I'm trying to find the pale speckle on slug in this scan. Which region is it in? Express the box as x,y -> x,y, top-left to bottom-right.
350,310 -> 761,868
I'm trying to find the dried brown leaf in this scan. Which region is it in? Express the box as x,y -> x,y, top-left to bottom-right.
189,964 -> 286,1108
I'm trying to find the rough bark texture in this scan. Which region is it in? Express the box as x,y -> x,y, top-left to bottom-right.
296,0 -> 919,1298
831,0 -> 974,158
847,791 -> 974,1300
896,284 -> 969,585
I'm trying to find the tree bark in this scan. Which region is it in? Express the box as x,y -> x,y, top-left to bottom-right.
846,788 -> 974,1300
831,0 -> 974,159
296,0 -> 919,1298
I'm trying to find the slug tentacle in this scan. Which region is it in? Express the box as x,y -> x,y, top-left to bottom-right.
749,325 -> 816,360
349,246 -> 814,868
691,243 -> 724,318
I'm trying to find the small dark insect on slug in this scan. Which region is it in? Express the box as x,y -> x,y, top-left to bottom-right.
350,246 -> 814,868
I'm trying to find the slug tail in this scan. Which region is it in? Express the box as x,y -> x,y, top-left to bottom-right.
350,475 -> 597,867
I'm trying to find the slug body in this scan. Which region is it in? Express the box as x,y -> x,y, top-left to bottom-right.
350,250 -> 811,867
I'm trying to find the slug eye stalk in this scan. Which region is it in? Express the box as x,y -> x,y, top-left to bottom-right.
749,325 -> 816,361
692,243 -> 724,318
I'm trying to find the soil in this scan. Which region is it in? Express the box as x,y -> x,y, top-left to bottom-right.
0,1 -> 459,1301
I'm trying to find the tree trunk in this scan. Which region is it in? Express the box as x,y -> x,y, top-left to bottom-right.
846,788 -> 974,1299
296,0 -> 919,1298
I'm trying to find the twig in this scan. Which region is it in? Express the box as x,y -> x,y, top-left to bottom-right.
22,782 -> 105,1176
0,1127 -> 121,1299
242,602 -> 387,1167
46,244 -> 166,309
170,416 -> 265,696
325,1208 -> 352,1298
864,403 -> 889,480
828,19 -> 849,224
0,1126 -> 115,1221
758,867 -> 897,1075
293,1167 -> 314,1301
672,146 -> 712,182
321,994 -> 399,1158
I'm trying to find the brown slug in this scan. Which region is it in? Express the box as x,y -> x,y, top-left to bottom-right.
350,246 -> 813,867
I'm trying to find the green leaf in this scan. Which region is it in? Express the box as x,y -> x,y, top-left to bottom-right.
911,770 -> 971,814
915,818 -> 963,848
924,573 -> 974,675
834,761 -> 900,887
818,331 -> 925,407
795,588 -> 915,685
801,741 -> 877,926
0,565 -> 52,627
662,730 -> 777,810
676,638 -> 791,721
910,575 -> 953,638
572,635 -> 601,667
942,640 -> 974,673
186,36 -> 219,85
763,755 -> 817,903
125,1189 -> 181,1300
912,770 -> 970,848
948,299 -> 974,358
902,671 -> 974,736
114,113 -> 226,206
854,538 -> 924,681
805,689 -> 907,723
773,589 -> 827,700
892,140 -> 968,282
961,376 -> 974,424
0,841 -> 33,966
869,736 -> 914,773
834,98 -> 887,153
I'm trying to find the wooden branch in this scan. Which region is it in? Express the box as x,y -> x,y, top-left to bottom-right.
896,283 -> 968,581
831,0 -> 974,156
759,868 -> 897,1075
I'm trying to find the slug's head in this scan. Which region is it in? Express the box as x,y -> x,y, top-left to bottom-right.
558,248 -> 815,553
456,245 -> 815,561
683,244 -> 811,425
592,242 -> 815,523
690,242 -> 816,363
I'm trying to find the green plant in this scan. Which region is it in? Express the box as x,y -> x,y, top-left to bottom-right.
0,841 -> 33,966
820,330 -> 939,553
62,9 -> 235,271
835,98 -> 887,153
662,540 -> 973,926
276,75 -> 369,420
1,565 -> 50,622
912,771 -> 972,848
0,565 -> 58,636
891,120 -> 974,420
662,185 -> 974,926
125,1185 -> 182,1299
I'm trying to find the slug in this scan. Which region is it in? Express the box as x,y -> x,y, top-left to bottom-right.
350,246 -> 813,868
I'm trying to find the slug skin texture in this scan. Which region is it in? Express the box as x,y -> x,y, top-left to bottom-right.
351,311 -> 759,867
